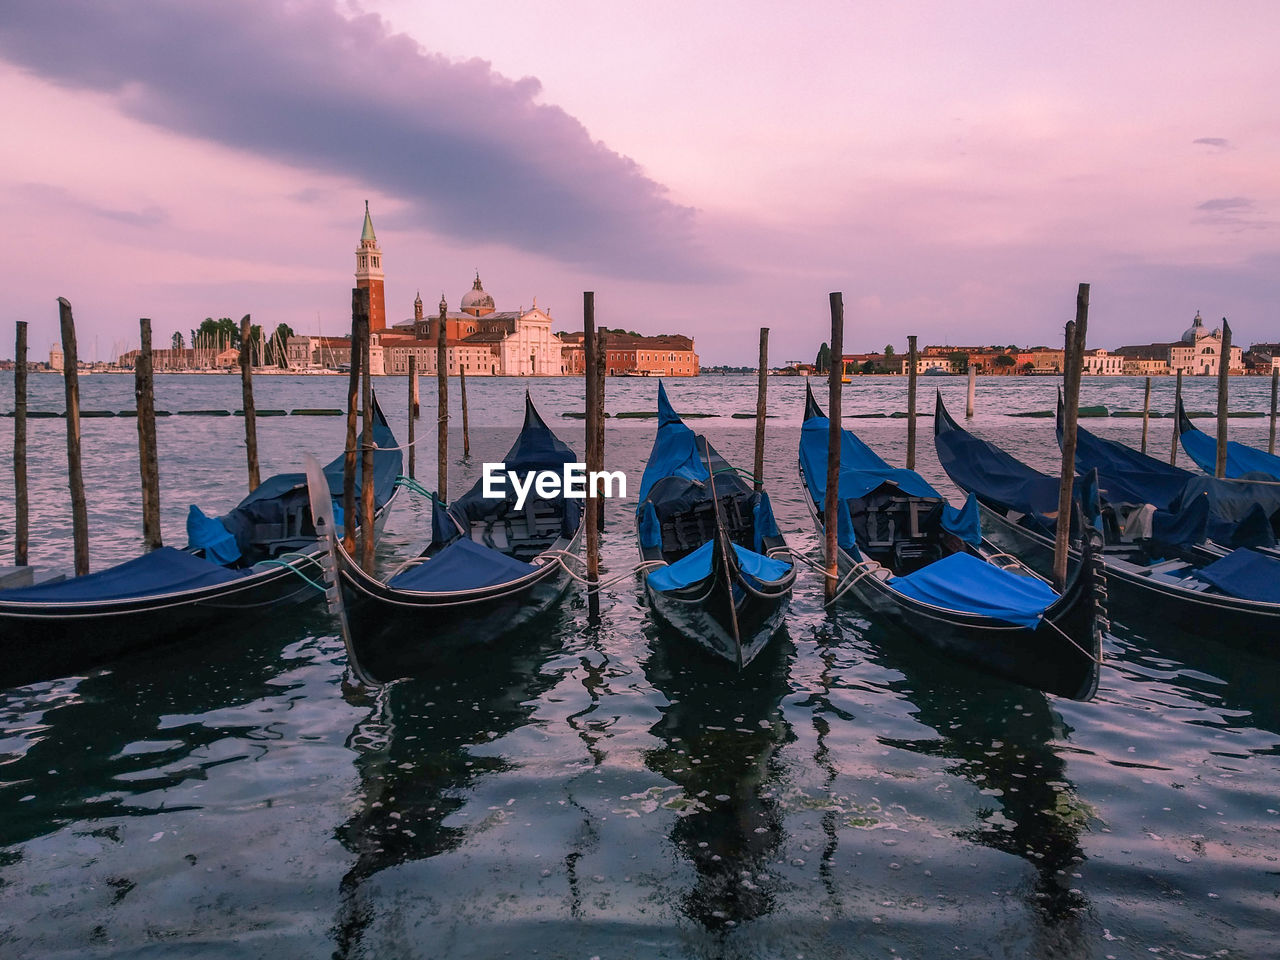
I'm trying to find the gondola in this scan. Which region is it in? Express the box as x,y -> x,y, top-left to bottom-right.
935,392 -> 1280,652
319,393 -> 582,685
0,394 -> 402,689
800,383 -> 1103,700
635,382 -> 795,668
1176,394 -> 1280,480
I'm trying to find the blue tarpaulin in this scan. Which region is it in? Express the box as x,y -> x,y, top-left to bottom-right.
186,505 -> 242,565
0,547 -> 246,603
637,383 -> 710,503
1177,398 -> 1280,480
888,551 -> 1060,628
647,539 -> 792,593
1192,547 -> 1280,604
387,537 -> 537,592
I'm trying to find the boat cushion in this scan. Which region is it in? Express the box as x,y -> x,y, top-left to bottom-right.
387,537 -> 537,593
647,539 -> 791,594
1191,547 -> 1280,604
0,547 -> 246,604
888,551 -> 1060,628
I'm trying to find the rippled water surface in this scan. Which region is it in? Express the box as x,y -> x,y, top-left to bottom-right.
1,373 -> 1278,959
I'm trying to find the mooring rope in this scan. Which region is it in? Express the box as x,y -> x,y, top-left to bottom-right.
255,553 -> 329,592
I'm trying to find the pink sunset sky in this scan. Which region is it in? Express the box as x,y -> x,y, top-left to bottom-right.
1,1 -> 1277,365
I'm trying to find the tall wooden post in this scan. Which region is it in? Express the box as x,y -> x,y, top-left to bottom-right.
583,292 -> 600,622
1214,319 -> 1232,478
239,315 -> 260,492
343,289 -> 366,554
13,322 -> 28,566
460,366 -> 471,459
906,334 -> 918,470
594,329 -> 607,533
753,328 -> 769,490
1140,376 -> 1151,455
436,300 -> 448,503
1170,368 -> 1183,466
135,318 -> 162,550
407,355 -> 416,479
966,364 -> 976,418
360,320 -> 375,572
1269,367 -> 1278,456
58,298 -> 89,576
1053,284 -> 1089,592
824,293 -> 844,602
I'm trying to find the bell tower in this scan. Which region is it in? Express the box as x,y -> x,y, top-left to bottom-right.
355,201 -> 386,331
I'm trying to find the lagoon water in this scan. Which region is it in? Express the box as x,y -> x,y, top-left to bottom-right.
1,372 -> 1278,959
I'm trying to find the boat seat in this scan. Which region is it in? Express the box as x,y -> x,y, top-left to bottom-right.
1144,559 -> 1191,575
1147,572 -> 1210,590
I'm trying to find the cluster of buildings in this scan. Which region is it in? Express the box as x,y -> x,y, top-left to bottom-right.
283,204 -> 699,377
812,312 -> 1277,378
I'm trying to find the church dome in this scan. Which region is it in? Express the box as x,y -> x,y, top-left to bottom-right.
460,273 -> 495,312
1181,311 -> 1208,344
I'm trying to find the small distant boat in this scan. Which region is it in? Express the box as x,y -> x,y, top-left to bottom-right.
1176,395 -> 1280,480
935,392 -> 1280,652
321,393 -> 582,685
0,395 -> 402,689
636,383 -> 795,668
801,383 -> 1104,700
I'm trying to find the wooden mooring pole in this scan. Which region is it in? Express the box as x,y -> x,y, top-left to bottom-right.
360,313 -> 375,572
437,299 -> 448,503
753,328 -> 768,491
407,355 -> 416,479
136,318 -> 162,550
1053,283 -> 1089,593
1140,376 -> 1151,455
460,366 -> 471,460
342,289 -> 366,555
966,364 -> 976,418
583,292 -> 601,622
1270,367 -> 1278,456
58,298 -> 90,576
13,322 -> 28,566
906,334 -> 918,470
1215,320 -> 1232,478
239,315 -> 260,492
824,292 -> 844,603
595,329 -> 607,534
1170,368 -> 1183,466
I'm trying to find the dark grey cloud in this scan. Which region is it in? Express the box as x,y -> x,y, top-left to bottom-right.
1193,137 -> 1231,149
1194,196 -> 1275,230
0,1 -> 725,282
1197,196 -> 1252,212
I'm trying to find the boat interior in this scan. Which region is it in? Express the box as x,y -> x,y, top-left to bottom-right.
847,486 -> 970,575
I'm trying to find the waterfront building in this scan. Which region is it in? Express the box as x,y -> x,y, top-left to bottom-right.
557,330 -> 699,376
1167,312 -> 1242,376
1027,348 -> 1065,374
1081,348 -> 1124,375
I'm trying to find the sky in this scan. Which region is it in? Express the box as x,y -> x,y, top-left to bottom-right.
1,0 -> 1278,365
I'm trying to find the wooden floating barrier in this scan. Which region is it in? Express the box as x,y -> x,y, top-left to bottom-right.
80,410 -> 116,418
292,408 -> 344,416
234,409 -> 287,417
177,409 -> 232,416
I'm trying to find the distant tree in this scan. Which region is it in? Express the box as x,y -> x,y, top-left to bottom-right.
994,354 -> 1016,368
1021,361 -> 1035,374
884,344 -> 895,357
815,342 -> 831,374
270,323 -> 295,368
171,331 -> 185,352
948,350 -> 970,373
861,359 -> 875,375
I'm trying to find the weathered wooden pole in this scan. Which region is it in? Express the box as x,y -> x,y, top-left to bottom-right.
13,322 -> 28,566
594,329 -> 607,533
824,292 -> 844,602
583,292 -> 601,621
1214,319 -> 1232,478
58,298 -> 89,576
753,327 -> 769,491
1053,284 -> 1089,592
436,299 -> 448,503
460,365 -> 471,459
1269,366 -> 1278,456
906,334 -> 919,470
407,354 -> 416,479
135,318 -> 162,550
239,315 -> 260,492
342,289 -> 366,554
1140,376 -> 1151,455
1170,368 -> 1183,466
966,364 -> 976,418
360,315 -> 375,572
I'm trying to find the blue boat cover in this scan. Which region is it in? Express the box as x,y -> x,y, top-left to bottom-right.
637,383 -> 710,503
800,411 -> 981,548
888,551 -> 1059,628
1178,401 -> 1280,481
186,505 -> 242,565
0,547 -> 246,603
1192,547 -> 1280,604
387,537 -> 537,592
647,539 -> 792,593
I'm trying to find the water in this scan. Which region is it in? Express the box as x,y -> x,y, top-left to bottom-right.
1,373 -> 1278,958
